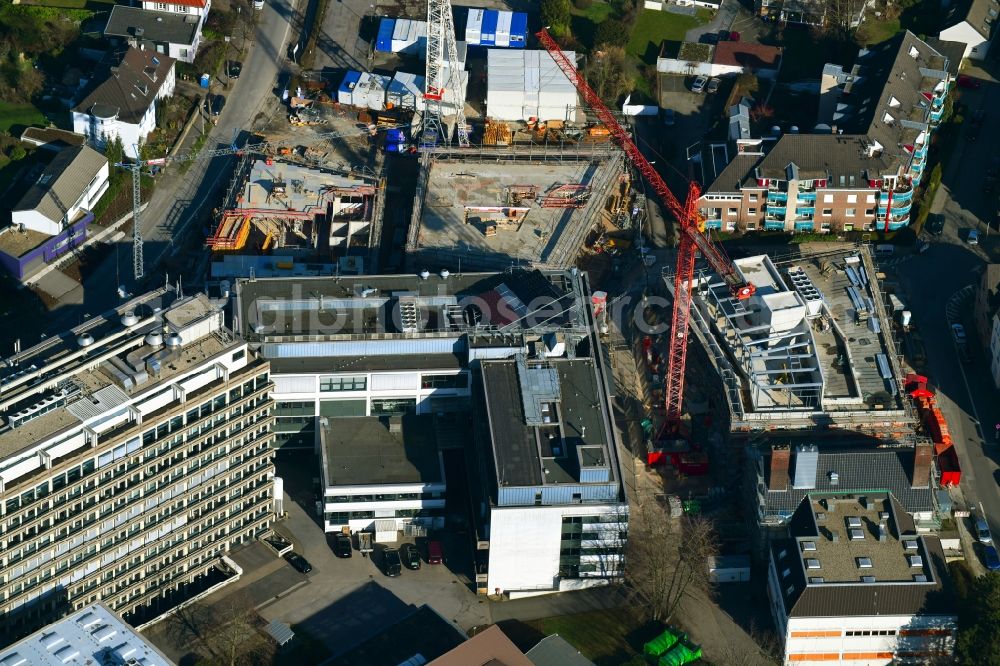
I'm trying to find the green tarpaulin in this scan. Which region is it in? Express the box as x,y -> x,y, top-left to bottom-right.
643,628 -> 680,656
658,640 -> 703,666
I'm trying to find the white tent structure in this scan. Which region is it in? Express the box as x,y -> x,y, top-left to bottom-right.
486,49 -> 578,122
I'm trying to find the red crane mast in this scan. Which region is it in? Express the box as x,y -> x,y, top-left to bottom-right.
536,29 -> 755,433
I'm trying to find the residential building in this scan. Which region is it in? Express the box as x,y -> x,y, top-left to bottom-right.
0,602 -> 176,665
657,40 -> 783,79
645,0 -> 720,10
105,5 -> 202,64
476,353 -> 627,598
526,634 -> 597,666
0,146 -> 109,281
430,625 -> 533,666
747,442 -> 938,537
756,0 -> 871,27
767,494 -> 956,665
141,0 -> 210,19
700,32 -> 952,233
939,0 -> 997,61
0,288 -> 274,641
72,48 -> 176,159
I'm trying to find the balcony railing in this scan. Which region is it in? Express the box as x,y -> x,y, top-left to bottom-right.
763,221 -> 785,230
794,221 -> 816,231
766,206 -> 787,216
795,207 -> 816,216
767,191 -> 789,203
796,191 -> 817,202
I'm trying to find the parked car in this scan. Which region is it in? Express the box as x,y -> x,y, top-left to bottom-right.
985,545 -> 1000,571
662,108 -> 675,126
228,61 -> 243,80
333,533 -> 352,558
718,29 -> 730,41
382,548 -> 403,577
977,517 -> 993,544
402,543 -> 421,570
951,323 -> 967,344
427,540 -> 444,565
926,213 -> 945,236
957,75 -> 982,89
691,75 -> 708,93
729,31 -> 741,42
208,93 -> 226,117
968,229 -> 980,245
285,552 -> 312,574
706,77 -> 721,94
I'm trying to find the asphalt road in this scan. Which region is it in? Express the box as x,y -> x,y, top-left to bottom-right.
41,0 -> 301,334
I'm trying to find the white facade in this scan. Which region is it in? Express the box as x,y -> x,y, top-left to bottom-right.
645,0 -> 720,8
12,161 -> 109,235
487,50 -> 578,122
940,21 -> 992,61
321,482 -> 446,535
141,0 -> 210,18
487,503 -> 626,596
72,65 -> 176,159
767,558 -> 956,665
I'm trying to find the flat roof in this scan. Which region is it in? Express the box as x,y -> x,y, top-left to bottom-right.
0,602 -> 176,666
411,159 -> 619,270
321,415 -> 450,486
0,226 -> 53,258
235,268 -> 586,340
481,357 -> 613,487
330,605 -> 466,666
0,290 -> 234,460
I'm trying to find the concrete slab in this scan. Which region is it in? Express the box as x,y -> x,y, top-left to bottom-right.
409,158 -> 622,271
33,269 -> 82,305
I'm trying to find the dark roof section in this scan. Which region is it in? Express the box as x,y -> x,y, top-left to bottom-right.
105,6 -> 199,47
705,152 -> 763,193
923,38 -> 967,75
759,447 -> 935,515
941,0 -> 999,39
772,497 -> 956,619
13,146 -> 108,224
321,414 -> 452,486
269,352 -> 464,374
755,134 -> 893,183
480,357 -> 612,488
329,605 -> 467,666
19,127 -> 86,151
73,47 -> 175,124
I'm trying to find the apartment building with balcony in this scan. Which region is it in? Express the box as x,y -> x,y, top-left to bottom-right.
0,289 -> 274,642
700,31 -> 953,234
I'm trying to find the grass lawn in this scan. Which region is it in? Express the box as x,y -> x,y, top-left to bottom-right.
526,608 -> 666,666
859,17 -> 901,45
627,8 -> 713,65
570,1 -> 615,50
0,102 -> 46,135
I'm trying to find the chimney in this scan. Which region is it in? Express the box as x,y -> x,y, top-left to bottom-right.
769,444 -> 790,491
912,441 -> 932,489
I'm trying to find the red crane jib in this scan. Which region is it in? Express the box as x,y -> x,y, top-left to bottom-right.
536,29 -> 753,432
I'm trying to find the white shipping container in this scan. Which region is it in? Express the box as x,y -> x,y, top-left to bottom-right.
365,74 -> 391,110
467,8 -> 483,45
353,72 -> 372,107
496,11 -> 512,48
387,71 -> 426,111
487,49 -> 577,121
391,18 -> 427,55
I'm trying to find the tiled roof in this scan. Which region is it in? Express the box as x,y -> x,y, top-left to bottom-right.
773,497 -> 956,619
712,41 -> 782,69
704,152 -> 762,193
755,134 -> 892,183
73,47 -> 175,124
13,146 -> 108,225
759,448 -> 935,516
105,6 -> 199,47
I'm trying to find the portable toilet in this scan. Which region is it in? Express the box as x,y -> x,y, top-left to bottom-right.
199,73 -> 210,88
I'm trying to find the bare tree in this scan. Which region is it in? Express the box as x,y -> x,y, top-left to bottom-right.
586,46 -> 633,103
624,500 -> 719,622
714,620 -> 782,666
163,593 -> 275,666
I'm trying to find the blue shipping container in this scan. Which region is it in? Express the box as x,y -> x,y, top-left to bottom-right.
375,18 -> 395,52
385,143 -> 405,153
386,129 -> 406,142
481,10 -> 498,46
338,70 -> 361,95
509,12 -> 527,47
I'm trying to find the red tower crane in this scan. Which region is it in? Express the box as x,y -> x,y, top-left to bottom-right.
536,29 -> 755,435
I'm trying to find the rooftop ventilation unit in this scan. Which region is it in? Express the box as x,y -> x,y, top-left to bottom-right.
121,311 -> 139,327
828,471 -> 839,485
398,296 -> 420,334
419,270 -> 430,280
440,269 -> 450,279
144,330 -> 163,346
77,333 -> 95,348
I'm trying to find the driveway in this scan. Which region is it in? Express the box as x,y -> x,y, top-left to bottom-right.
309,0 -> 373,73
685,0 -> 740,43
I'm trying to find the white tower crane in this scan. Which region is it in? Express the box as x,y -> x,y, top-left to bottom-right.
425,0 -> 469,146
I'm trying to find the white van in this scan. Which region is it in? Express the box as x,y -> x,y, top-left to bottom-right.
253,0 -> 264,9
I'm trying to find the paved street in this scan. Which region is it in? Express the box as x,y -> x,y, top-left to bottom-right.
35,0 -> 301,336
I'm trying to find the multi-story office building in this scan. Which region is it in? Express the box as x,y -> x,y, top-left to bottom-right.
234,267 -> 628,587
475,355 -> 628,597
0,289 -> 274,642
700,32 -> 953,233
767,494 -> 956,665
